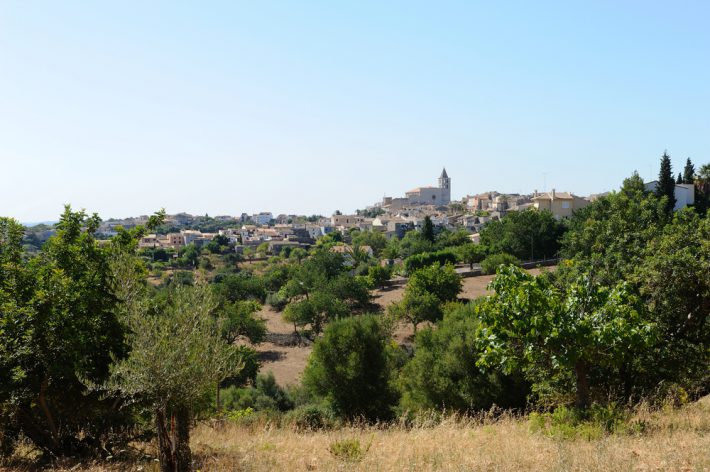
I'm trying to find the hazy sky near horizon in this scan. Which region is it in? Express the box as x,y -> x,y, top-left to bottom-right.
2,1 -> 709,221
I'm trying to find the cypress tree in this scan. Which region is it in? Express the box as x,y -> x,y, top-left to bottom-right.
683,158 -> 695,184
676,173 -> 683,184
422,216 -> 435,243
656,151 -> 676,214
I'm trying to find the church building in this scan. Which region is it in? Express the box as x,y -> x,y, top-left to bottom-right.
404,168 -> 451,205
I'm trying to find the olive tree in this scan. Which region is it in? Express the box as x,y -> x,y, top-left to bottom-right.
98,273 -> 242,472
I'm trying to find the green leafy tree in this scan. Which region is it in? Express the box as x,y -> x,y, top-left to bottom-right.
656,151 -> 676,214
478,266 -> 653,408
0,209 -> 139,457
561,174 -> 669,287
407,262 -> 462,303
367,264 -> 392,290
387,288 -> 442,333
434,229 -> 471,250
404,249 -> 458,274
351,230 -> 388,257
480,253 -> 520,275
97,283 -> 243,472
457,243 -> 487,269
221,300 -> 266,345
398,230 -> 433,258
303,316 -> 399,421
633,211 -> 710,394
480,209 -> 565,260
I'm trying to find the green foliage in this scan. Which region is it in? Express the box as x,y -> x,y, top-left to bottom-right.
422,216 -> 435,243
329,437 -> 371,463
656,151 -> 676,214
633,211 -> 710,393
397,230 -> 433,258
398,303 -> 529,412
221,300 -> 266,344
561,177 -> 669,287
351,230 -> 388,257
366,264 -> 392,289
478,266 -> 654,408
220,373 -> 294,413
434,229 -> 471,250
303,316 -> 400,421
96,282 -> 243,471
387,289 -> 442,333
0,207 -> 149,457
279,249 -> 370,336
457,243 -> 487,268
213,273 -> 267,303
480,209 -> 565,261
480,253 -> 520,275
407,262 -> 462,303
404,249 -> 458,274
528,404 -> 631,440
284,403 -> 338,431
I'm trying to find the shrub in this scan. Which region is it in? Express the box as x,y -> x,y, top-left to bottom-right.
265,291 -> 288,311
367,264 -> 392,289
404,250 -> 458,274
284,404 -> 338,431
329,438 -> 371,463
220,372 -> 294,412
407,262 -> 462,303
480,253 -> 520,274
398,302 -> 529,412
302,316 -> 400,421
528,404 -> 630,440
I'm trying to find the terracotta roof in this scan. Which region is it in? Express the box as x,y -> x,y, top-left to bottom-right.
532,192 -> 575,200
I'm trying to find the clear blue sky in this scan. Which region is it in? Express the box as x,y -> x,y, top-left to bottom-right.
1,1 -> 709,221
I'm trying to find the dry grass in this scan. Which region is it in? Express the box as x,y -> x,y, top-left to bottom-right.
186,398 -> 710,472
8,396 -> 707,471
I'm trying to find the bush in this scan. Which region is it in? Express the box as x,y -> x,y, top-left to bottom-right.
284,404 -> 338,431
220,373 -> 294,413
329,438 -> 371,463
407,262 -> 462,303
399,302 -> 529,412
480,253 -> 520,275
367,264 -> 392,289
404,250 -> 458,274
265,291 -> 288,311
528,404 -> 630,440
302,316 -> 400,421
213,273 -> 267,303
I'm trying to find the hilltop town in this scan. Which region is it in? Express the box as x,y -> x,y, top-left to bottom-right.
24,167 -> 692,257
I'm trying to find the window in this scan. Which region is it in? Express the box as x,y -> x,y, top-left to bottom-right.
562,202 -> 570,209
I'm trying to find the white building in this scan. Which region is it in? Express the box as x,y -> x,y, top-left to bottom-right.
382,168 -> 452,208
644,181 -> 695,211
253,212 -> 273,225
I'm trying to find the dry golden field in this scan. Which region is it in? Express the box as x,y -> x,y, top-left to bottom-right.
5,395 -> 709,471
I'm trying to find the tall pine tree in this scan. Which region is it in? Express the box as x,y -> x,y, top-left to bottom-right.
683,158 -> 695,184
422,216 -> 435,243
676,173 -> 683,184
656,151 -> 676,214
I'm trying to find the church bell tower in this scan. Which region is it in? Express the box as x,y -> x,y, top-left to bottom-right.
438,167 -> 451,204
